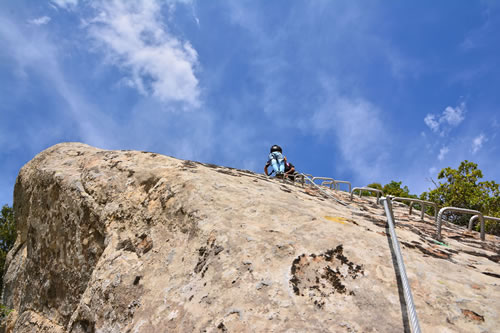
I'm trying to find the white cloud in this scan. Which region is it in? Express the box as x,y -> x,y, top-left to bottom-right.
51,0 -> 78,9
84,0 -> 200,108
471,134 -> 486,154
424,114 -> 439,133
28,16 -> 51,26
424,102 -> 466,135
0,14 -> 110,148
438,146 -> 449,161
310,82 -> 390,182
492,118 -> 499,129
442,103 -> 466,126
428,167 -> 437,175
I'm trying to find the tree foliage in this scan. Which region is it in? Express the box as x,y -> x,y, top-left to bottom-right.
0,205 -> 16,296
364,182 -> 382,197
382,181 -> 413,198
367,160 -> 499,235
366,181 -> 414,199
424,161 -> 500,233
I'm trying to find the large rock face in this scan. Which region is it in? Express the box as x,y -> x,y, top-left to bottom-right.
2,143 -> 499,332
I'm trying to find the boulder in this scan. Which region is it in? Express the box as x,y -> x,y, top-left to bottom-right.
2,143 -> 499,332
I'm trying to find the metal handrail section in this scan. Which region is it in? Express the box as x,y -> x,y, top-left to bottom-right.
408,202 -> 425,221
392,197 -> 438,224
301,174 -> 314,185
292,173 -> 305,185
301,174 -> 348,206
469,214 -> 500,233
311,177 -> 335,187
437,207 -> 485,241
301,174 -> 313,184
350,187 -> 383,204
311,179 -> 352,192
321,180 -> 334,187
380,197 -> 422,333
334,180 -> 352,192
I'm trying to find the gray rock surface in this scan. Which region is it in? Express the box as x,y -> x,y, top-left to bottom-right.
1,142 -> 499,332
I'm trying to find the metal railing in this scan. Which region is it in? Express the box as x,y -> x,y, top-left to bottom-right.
301,174 -> 313,184
380,197 -> 421,333
436,207 -> 485,241
321,180 -> 335,188
281,172 -> 493,243
311,179 -> 352,192
390,197 -> 438,224
350,187 -> 384,204
469,215 -> 500,234
334,180 -> 352,192
301,174 -> 348,206
291,173 -> 305,185
311,177 -> 335,187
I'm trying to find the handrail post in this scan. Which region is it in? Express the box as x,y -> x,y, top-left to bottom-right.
469,215 -> 500,238
333,180 -> 352,192
380,197 -> 421,333
301,174 -> 348,206
350,187 -> 383,205
437,207 -> 485,241
395,197 -> 438,224
408,202 -> 424,221
468,215 -> 478,231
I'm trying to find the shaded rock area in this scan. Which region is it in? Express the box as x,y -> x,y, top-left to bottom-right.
1,142 -> 499,332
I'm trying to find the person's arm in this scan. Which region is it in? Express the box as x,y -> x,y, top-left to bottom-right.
264,163 -> 270,176
286,165 -> 296,174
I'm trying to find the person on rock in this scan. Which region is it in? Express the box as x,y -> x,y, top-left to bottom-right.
282,157 -> 297,180
265,145 -> 296,179
265,145 -> 285,177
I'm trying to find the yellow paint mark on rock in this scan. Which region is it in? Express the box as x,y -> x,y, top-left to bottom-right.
324,216 -> 347,224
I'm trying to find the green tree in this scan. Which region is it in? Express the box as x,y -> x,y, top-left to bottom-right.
427,160 -> 500,233
365,182 -> 383,197
366,182 -> 383,191
382,180 -> 413,198
366,181 -> 416,200
0,205 -> 16,295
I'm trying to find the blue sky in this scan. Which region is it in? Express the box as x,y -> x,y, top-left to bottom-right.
1,0 -> 499,206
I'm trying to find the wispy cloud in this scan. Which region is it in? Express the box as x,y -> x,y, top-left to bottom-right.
459,6 -> 495,51
438,146 -> 449,161
424,114 -> 440,133
424,102 -> 466,136
28,16 -> 51,26
223,2 -> 401,183
471,134 -> 487,154
50,0 -> 78,10
311,81 -> 390,182
84,0 -> 200,108
0,14 -> 110,148
442,104 -> 466,126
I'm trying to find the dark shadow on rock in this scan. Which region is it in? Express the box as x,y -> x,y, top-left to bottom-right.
385,224 -> 411,333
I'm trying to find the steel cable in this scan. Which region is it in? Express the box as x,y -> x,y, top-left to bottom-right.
380,196 -> 421,333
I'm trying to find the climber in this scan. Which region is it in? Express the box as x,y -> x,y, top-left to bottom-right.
265,145 -> 296,179
265,144 -> 285,177
282,157 -> 297,180
265,157 -> 297,179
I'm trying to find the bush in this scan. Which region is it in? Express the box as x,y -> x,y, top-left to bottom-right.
0,205 -> 16,296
